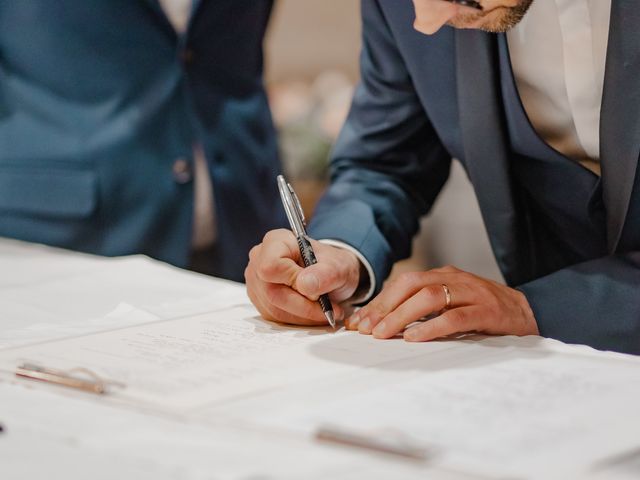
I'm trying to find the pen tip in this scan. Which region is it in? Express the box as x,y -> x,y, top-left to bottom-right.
325,311 -> 336,329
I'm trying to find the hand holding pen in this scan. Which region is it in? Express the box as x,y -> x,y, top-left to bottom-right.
244,178 -> 362,328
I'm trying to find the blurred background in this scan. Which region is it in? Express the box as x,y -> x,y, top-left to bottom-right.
264,0 -> 502,283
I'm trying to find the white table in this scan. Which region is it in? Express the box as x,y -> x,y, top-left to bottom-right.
1,238 -> 639,480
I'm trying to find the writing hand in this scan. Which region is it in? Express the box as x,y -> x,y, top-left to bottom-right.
245,229 -> 361,326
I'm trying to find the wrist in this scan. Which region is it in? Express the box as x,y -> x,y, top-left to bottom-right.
319,239 -> 376,304
517,289 -> 539,335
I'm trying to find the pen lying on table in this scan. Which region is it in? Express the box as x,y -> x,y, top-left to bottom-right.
15,363 -> 125,395
315,425 -> 429,461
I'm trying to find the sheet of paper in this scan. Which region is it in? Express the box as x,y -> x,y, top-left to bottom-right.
2,245 -> 639,480
0,304 -> 461,411
207,336 -> 640,480
0,382 -> 481,480
0,237 -> 109,289
0,238 -> 248,349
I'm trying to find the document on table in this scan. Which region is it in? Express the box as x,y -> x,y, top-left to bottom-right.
1,302 -> 639,479
1,383 -> 478,480
0,303 -> 459,410
0,238 -> 248,349
216,339 -> 640,479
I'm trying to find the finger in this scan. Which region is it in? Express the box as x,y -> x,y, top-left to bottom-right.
260,281 -> 345,325
403,306 -> 485,342
255,229 -> 303,286
246,263 -> 333,326
295,259 -> 352,302
371,283 -> 476,339
261,298 -> 337,327
345,309 -> 362,331
357,271 -> 464,334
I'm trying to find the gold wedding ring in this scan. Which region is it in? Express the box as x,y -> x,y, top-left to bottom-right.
441,284 -> 452,309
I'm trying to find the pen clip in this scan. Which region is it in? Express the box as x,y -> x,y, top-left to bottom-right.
288,183 -> 306,227
277,175 -> 307,237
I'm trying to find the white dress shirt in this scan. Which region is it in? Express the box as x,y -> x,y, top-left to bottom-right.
507,0 -> 611,174
159,0 -> 217,250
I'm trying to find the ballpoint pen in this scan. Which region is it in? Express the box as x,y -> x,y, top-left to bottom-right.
315,426 -> 428,461
277,175 -> 335,328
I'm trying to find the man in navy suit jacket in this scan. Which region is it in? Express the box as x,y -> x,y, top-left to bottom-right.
246,0 -> 640,355
0,0 -> 285,282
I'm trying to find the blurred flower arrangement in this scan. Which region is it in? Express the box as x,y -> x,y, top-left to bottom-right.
268,71 -> 355,182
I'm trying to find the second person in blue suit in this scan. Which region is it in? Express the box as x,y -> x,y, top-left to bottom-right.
0,0 -> 286,281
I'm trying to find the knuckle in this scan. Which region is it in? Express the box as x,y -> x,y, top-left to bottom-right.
263,228 -> 292,243
459,271 -> 477,283
444,309 -> 466,326
262,229 -> 279,243
256,261 -> 278,281
370,300 -> 388,318
397,271 -> 423,290
420,285 -> 443,302
248,245 -> 260,264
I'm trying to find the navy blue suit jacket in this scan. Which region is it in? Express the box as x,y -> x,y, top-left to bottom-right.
0,0 -> 286,281
309,0 -> 640,354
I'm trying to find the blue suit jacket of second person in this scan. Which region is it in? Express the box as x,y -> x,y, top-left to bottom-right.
0,0 -> 286,281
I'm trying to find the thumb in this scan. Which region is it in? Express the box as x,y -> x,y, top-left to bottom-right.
295,261 -> 352,302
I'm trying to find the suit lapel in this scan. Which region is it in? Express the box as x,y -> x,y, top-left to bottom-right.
600,0 -> 640,251
191,0 -> 203,15
185,0 -> 204,34
455,29 -> 525,283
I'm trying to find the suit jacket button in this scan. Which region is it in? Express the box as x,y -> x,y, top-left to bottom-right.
172,158 -> 192,184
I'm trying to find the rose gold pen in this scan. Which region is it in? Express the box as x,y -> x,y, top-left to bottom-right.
15,363 -> 123,395
315,426 -> 428,461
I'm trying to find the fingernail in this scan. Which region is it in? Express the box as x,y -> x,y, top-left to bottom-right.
404,328 -> 418,342
347,312 -> 361,330
358,317 -> 371,334
298,273 -> 319,294
372,321 -> 387,338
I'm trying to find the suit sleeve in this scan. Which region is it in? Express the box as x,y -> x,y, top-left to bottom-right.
307,0 -> 451,289
518,252 -> 640,354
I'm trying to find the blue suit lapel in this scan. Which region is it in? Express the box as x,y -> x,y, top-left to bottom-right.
600,0 -> 640,252
186,0 -> 204,34
454,29 -> 527,284
191,0 -> 203,15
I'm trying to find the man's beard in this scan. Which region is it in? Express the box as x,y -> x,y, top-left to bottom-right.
448,0 -> 534,33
